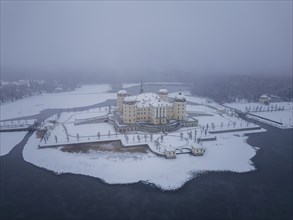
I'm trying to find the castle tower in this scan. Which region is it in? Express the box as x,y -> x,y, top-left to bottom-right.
159,88 -> 168,102
172,91 -> 186,120
117,90 -> 128,112
123,97 -> 137,124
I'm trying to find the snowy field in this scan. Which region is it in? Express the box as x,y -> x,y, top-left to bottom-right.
224,102 -> 293,128
0,84 -> 128,120
0,131 -> 27,156
24,94 -> 264,190
40,104 -> 258,150
23,129 -> 260,190
0,84 -> 267,190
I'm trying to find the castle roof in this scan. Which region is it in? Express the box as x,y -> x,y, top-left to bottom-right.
117,90 -> 128,95
174,92 -> 186,102
159,88 -> 168,94
123,92 -> 173,107
150,99 -> 172,107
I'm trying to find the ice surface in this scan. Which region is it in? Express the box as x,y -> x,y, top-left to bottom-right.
0,85 -> 116,120
0,131 -> 27,156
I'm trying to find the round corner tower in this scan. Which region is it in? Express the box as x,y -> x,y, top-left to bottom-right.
172,91 -> 186,120
117,90 -> 128,112
159,88 -> 168,102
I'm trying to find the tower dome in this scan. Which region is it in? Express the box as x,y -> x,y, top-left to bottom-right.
174,92 -> 186,102
159,88 -> 168,95
117,90 -> 128,96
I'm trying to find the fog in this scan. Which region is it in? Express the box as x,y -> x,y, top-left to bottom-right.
1,1 -> 292,82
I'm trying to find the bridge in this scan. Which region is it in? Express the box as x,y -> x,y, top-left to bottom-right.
74,115 -> 109,125
0,120 -> 38,132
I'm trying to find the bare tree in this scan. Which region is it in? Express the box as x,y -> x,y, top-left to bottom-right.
187,131 -> 192,139
125,135 -> 129,144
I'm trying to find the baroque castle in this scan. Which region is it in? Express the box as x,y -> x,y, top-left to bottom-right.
116,86 -> 187,125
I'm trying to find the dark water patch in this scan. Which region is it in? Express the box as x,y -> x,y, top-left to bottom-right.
1,125 -> 292,219
60,140 -> 149,154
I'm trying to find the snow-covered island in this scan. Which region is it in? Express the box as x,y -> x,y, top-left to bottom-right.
1,83 -> 268,190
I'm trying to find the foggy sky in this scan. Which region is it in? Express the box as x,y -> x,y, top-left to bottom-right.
1,1 -> 292,81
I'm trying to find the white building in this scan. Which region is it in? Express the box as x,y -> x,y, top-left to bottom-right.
259,94 -> 271,104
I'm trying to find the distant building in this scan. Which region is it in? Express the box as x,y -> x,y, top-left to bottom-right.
191,146 -> 205,156
164,149 -> 176,159
117,88 -> 187,125
259,94 -> 282,104
259,94 -> 271,105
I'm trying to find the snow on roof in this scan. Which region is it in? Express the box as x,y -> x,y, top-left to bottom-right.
136,93 -> 160,102
123,96 -> 137,103
150,99 -> 172,107
159,88 -> 168,94
117,90 -> 128,95
124,92 -> 172,107
174,92 -> 186,102
260,94 -> 270,98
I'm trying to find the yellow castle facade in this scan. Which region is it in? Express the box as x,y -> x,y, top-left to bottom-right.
117,88 -> 186,125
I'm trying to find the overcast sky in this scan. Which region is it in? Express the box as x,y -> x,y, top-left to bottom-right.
1,1 -> 292,81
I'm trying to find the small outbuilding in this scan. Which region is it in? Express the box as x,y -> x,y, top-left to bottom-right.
259,94 -> 271,105
164,149 -> 176,159
191,146 -> 205,156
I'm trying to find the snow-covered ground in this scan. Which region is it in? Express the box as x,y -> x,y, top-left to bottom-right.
0,85 -> 117,121
224,102 -> 293,128
0,84 -> 268,190
66,84 -> 111,94
40,104 -> 258,149
224,101 -> 292,112
0,131 -> 27,156
24,95 -> 265,190
23,129 -> 259,190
